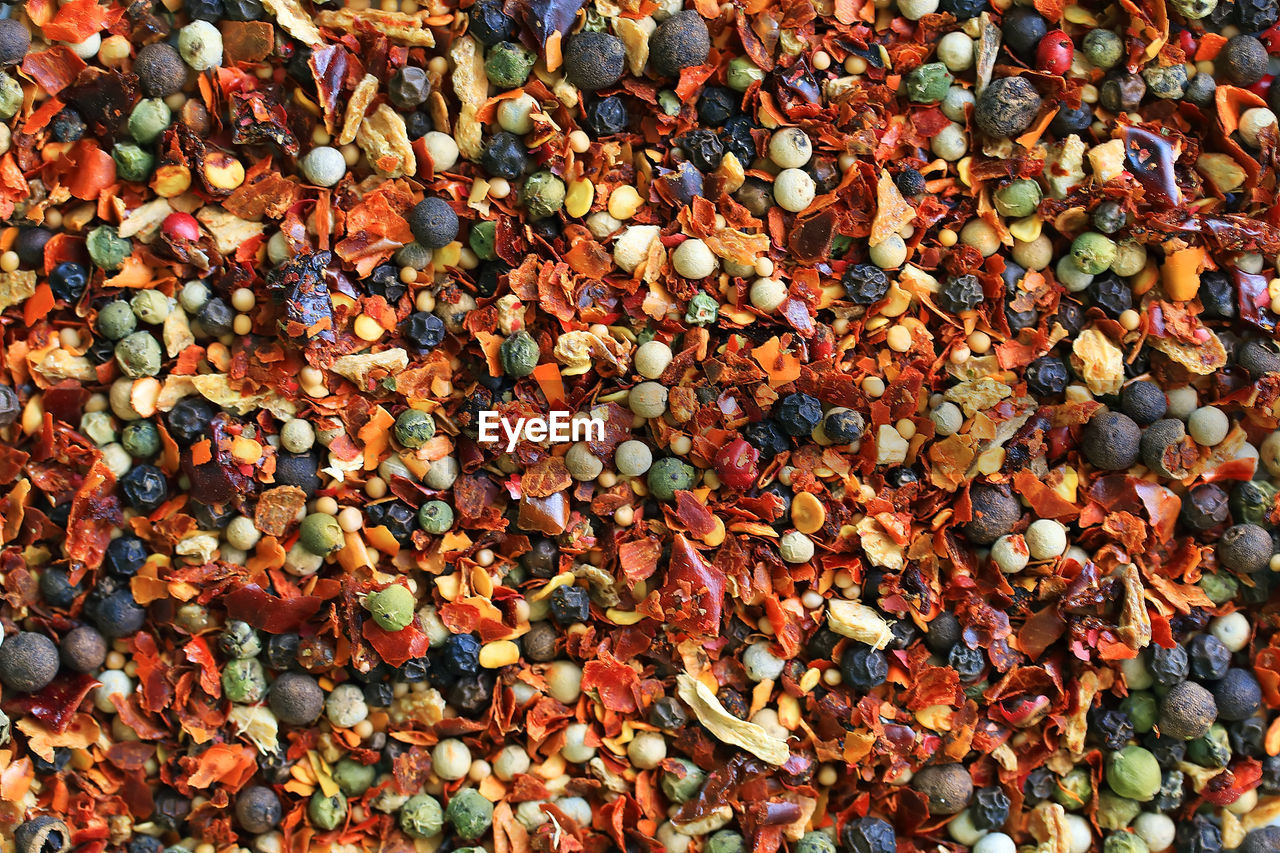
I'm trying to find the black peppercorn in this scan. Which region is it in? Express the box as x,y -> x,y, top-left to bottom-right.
678,129 -> 725,172
1238,339 -> 1280,376
236,785 -> 282,833
583,96 -> 629,137
50,108 -> 86,143
388,67 -> 431,108
1001,7 -> 1047,58
87,589 -> 148,639
0,19 -> 31,67
522,538 -> 559,578
939,274 -> 985,313
1083,411 -> 1141,471
270,672 -> 325,725
775,392 -> 823,437
1222,35 -> 1268,86
975,77 -> 1042,138
134,43 -> 187,98
1181,483 -> 1230,533
564,31 -> 625,92
963,484 -> 1021,544
648,11 -> 710,78
1100,72 -> 1146,112
521,620 -> 557,662
408,198 -> 460,249
60,625 -> 108,673
468,0 -> 514,45
481,132 -> 528,180
0,632 -> 59,693
14,816 -> 70,853
14,227 -> 52,268
842,264 -> 891,304
841,817 -> 896,853
697,86 -> 739,126
1120,380 -> 1167,425
840,644 -> 888,689
549,584 -> 591,625
1216,523 -> 1273,573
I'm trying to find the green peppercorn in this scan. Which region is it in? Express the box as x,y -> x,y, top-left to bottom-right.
80,412 -> 116,446
660,758 -> 706,803
1083,29 -> 1125,69
87,226 -> 132,271
445,789 -> 494,841
131,290 -> 170,324
1069,232 -> 1118,276
706,833 -> 748,853
121,421 -> 162,459
470,220 -> 498,261
222,658 -> 267,703
1106,745 -> 1162,801
500,330 -> 539,377
128,98 -> 172,144
792,832 -> 834,853
112,143 -> 155,183
1142,63 -> 1187,99
1199,572 -> 1240,605
0,74 -> 22,121
994,179 -> 1042,218
308,792 -> 347,831
400,793 -> 444,838
684,291 -> 719,325
98,301 -> 137,341
418,500 -> 454,534
727,56 -> 766,92
905,62 -> 954,104
519,171 -> 566,220
114,332 -> 163,378
1096,790 -> 1141,831
1054,767 -> 1092,810
298,512 -> 344,556
1103,832 -> 1149,853
1120,691 -> 1159,733
395,408 -> 436,449
647,456 -> 695,502
485,42 -> 536,88
364,584 -> 416,632
334,758 -> 377,797
1186,723 -> 1231,768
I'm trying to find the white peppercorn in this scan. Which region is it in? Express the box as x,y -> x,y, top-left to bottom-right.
1026,519 -> 1068,560
1055,255 -> 1093,292
1012,234 -> 1053,270
547,660 -> 583,704
1239,107 -> 1278,147
629,381 -> 669,418
931,121 -> 968,160
494,745 -> 531,780
869,234 -> 907,269
930,401 -> 963,436
565,442 -> 603,481
940,88 -> 974,123
1210,611 -> 1250,652
424,455 -> 460,489
937,32 -> 975,72
561,722 -> 596,763
422,132 -> 460,171
178,21 -> 223,71
749,277 -> 788,312
226,516 -> 261,550
301,147 -> 346,188
960,219 -> 1000,256
497,94 -> 539,135
432,738 -> 472,780
280,419 -> 315,453
898,0 -> 939,18
990,534 -> 1029,574
773,169 -> 816,212
779,530 -> 815,563
615,440 -> 654,476
672,238 -> 718,279
742,642 -> 786,681
586,211 -> 623,239
325,683 -> 369,728
626,730 -> 668,769
1188,406 -> 1229,446
767,127 -> 812,168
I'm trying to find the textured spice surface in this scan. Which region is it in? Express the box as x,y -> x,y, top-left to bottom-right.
2,1 -> 1280,853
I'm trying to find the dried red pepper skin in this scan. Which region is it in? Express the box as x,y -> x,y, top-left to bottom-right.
715,437 -> 760,490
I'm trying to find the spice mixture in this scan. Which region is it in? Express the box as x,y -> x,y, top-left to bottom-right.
1,0 -> 1280,852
